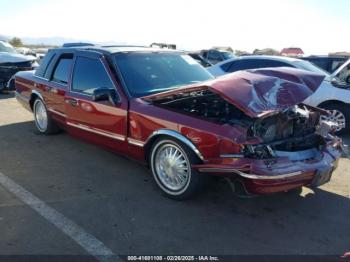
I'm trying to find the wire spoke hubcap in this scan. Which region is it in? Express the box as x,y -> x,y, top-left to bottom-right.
320,109 -> 346,132
154,144 -> 190,191
34,101 -> 48,131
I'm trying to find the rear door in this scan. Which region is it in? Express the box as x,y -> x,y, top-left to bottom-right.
44,52 -> 74,124
32,51 -> 73,125
65,50 -> 128,152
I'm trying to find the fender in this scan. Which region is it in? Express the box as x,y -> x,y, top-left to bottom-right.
29,89 -> 44,110
305,81 -> 350,107
31,89 -> 44,101
144,129 -> 205,161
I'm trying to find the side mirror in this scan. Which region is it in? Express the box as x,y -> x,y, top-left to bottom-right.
92,88 -> 120,106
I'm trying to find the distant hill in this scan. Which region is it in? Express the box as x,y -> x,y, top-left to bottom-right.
0,35 -> 9,41
0,35 -> 127,47
21,36 -> 91,46
0,35 -> 82,45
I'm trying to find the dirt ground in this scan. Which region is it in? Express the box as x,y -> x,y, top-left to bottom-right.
0,92 -> 349,258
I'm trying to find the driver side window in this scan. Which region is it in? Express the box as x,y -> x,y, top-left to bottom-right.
72,57 -> 114,95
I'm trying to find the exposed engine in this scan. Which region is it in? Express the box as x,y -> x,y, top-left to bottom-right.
249,105 -> 322,145
149,89 -> 329,159
149,90 -> 253,127
243,105 -> 325,159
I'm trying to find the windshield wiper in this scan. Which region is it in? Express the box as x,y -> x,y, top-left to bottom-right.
147,81 -> 203,95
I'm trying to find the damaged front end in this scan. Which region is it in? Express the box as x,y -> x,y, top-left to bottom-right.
244,104 -> 335,159
236,105 -> 343,194
143,67 -> 344,194
0,61 -> 35,91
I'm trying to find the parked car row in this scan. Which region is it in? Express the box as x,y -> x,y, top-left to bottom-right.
200,49 -> 236,65
208,55 -> 350,134
187,52 -> 213,67
14,45 -> 344,199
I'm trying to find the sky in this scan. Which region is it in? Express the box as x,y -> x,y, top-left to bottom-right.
0,0 -> 349,54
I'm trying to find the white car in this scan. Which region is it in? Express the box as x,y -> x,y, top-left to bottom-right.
208,55 -> 350,133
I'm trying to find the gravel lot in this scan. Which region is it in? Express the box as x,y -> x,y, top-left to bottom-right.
0,92 -> 349,258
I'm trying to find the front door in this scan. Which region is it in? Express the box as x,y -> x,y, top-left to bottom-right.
65,51 -> 128,152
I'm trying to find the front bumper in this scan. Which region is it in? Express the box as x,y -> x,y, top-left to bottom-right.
194,143 -> 341,194
0,66 -> 34,91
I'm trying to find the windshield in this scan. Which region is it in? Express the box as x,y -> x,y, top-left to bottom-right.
0,41 -> 17,53
222,52 -> 234,60
114,52 -> 214,97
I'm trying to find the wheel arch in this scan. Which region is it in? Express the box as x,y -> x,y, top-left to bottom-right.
7,77 -> 15,89
29,90 -> 44,111
317,100 -> 350,108
144,129 -> 204,164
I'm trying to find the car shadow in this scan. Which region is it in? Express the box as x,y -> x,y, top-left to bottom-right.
0,121 -> 349,255
341,134 -> 350,145
0,91 -> 15,100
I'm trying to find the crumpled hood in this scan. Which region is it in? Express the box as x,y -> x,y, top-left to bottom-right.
0,52 -> 36,64
143,67 -> 325,118
208,67 -> 325,117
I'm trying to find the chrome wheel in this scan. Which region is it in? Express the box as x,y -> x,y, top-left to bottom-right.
34,99 -> 48,132
153,142 -> 191,193
321,109 -> 346,132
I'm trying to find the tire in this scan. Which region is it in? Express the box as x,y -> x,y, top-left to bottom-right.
150,137 -> 203,200
33,98 -> 60,134
320,103 -> 350,135
346,75 -> 350,85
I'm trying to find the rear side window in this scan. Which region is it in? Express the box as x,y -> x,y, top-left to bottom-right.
223,59 -> 293,73
51,56 -> 73,84
72,57 -> 114,95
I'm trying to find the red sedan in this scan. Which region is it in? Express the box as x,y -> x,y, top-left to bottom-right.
15,46 -> 342,199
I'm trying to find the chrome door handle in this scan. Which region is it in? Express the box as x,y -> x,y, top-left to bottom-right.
65,98 -> 78,107
45,86 -> 57,93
